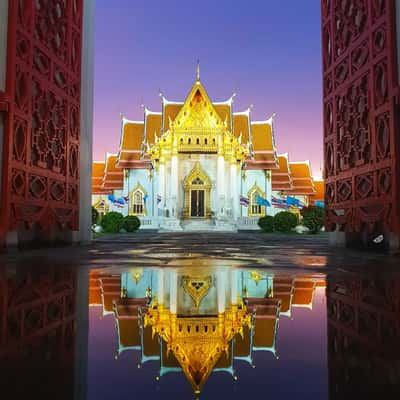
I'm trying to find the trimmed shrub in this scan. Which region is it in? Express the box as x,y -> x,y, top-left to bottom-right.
301,206 -> 325,234
92,206 -> 99,226
273,211 -> 298,233
123,215 -> 141,232
100,211 -> 124,233
258,215 -> 274,232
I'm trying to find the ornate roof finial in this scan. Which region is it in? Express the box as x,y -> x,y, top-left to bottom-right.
196,60 -> 200,81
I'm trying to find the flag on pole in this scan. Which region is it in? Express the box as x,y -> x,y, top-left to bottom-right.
271,196 -> 286,209
157,194 -> 162,204
286,196 -> 303,208
256,195 -> 271,207
143,194 -> 148,203
240,195 -> 249,207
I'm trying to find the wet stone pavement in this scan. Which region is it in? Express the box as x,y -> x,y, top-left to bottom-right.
1,232 -> 400,400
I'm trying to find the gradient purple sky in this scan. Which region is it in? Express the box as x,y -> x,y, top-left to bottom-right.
94,1 -> 323,177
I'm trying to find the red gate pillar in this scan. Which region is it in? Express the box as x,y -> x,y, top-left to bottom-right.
321,0 -> 400,252
0,0 -> 94,249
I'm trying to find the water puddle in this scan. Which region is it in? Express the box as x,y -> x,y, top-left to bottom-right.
1,255 -> 399,399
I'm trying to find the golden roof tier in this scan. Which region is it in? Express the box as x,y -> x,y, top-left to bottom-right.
116,66 -> 282,169
283,161 -> 316,195
272,153 -> 293,191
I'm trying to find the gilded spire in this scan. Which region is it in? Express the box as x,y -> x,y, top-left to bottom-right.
196,60 -> 200,81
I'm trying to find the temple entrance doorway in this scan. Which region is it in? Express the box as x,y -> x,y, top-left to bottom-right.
183,162 -> 211,219
190,189 -> 205,217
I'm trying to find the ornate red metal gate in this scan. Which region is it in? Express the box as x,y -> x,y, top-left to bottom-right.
0,0 -> 83,246
322,0 -> 400,241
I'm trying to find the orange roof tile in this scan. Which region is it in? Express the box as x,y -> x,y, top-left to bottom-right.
293,288 -> 314,307
284,162 -> 315,195
92,161 -> 111,194
117,119 -> 151,169
214,102 -> 231,128
245,118 -> 278,170
253,316 -> 278,349
309,179 -> 325,205
144,111 -> 162,145
233,112 -> 250,143
163,102 -> 183,131
103,154 -> 123,190
272,154 -> 293,191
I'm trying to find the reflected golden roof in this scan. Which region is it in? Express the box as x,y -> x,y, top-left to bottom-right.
253,317 -> 278,348
144,304 -> 250,394
272,154 -> 293,191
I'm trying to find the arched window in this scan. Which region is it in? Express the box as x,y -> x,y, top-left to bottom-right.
248,184 -> 266,217
212,138 -> 216,145
204,138 -> 208,145
188,138 -> 191,145
196,138 -> 200,145
180,138 -> 183,145
132,190 -> 144,215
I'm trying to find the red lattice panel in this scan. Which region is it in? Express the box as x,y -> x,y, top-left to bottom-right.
322,0 -> 400,235
0,0 -> 83,241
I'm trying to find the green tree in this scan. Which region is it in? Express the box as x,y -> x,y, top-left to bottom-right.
273,211 -> 298,233
100,211 -> 124,233
300,206 -> 325,234
258,215 -> 274,232
123,215 -> 141,232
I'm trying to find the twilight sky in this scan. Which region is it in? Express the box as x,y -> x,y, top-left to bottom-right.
94,0 -> 323,177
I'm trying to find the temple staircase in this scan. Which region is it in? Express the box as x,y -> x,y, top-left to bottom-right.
180,218 -> 237,232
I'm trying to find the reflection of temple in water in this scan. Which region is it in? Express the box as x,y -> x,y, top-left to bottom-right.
90,267 -> 325,394
0,266 -> 87,400
327,273 -> 400,399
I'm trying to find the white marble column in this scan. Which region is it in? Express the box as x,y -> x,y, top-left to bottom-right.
217,270 -> 225,313
158,163 -> 165,214
230,163 -> 238,218
169,270 -> 178,314
230,270 -> 238,305
157,269 -> 164,306
265,170 -> 273,215
217,156 -> 225,216
170,155 -> 178,217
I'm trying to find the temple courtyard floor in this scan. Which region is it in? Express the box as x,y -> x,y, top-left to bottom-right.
1,231 -> 399,272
